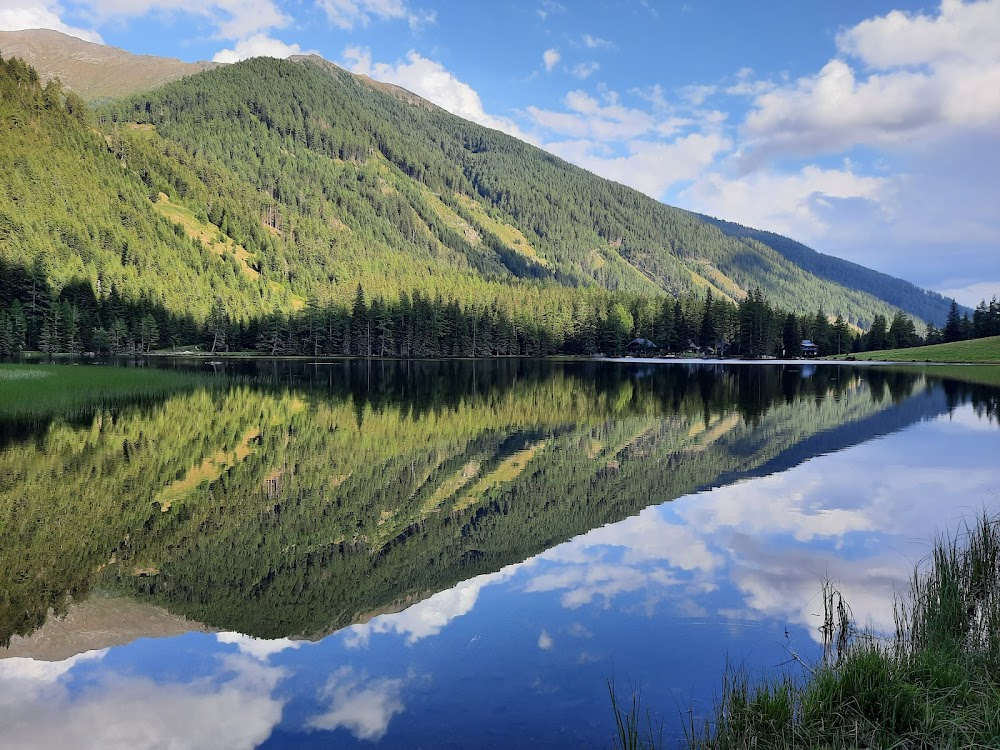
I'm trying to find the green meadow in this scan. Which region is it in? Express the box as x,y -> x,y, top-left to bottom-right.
836,335 -> 1000,364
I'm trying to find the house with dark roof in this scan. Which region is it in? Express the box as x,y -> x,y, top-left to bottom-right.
625,337 -> 657,353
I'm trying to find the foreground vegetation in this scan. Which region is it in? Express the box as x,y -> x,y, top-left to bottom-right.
611,514 -> 1000,749
838,335 -> 1000,364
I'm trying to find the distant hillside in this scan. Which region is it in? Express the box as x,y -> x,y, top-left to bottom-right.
0,29 -> 214,100
700,215 -> 959,325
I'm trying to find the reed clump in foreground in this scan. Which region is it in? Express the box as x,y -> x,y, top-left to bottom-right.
684,513 -> 1000,749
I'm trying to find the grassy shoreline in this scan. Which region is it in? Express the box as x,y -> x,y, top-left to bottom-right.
831,335 -> 1000,364
612,514 -> 1000,749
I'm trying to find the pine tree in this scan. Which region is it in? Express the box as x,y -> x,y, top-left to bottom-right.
943,300 -> 963,343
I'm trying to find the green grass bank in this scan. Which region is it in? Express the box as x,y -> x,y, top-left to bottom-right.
834,336 -> 1000,364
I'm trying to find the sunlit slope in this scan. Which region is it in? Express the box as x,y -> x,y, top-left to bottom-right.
99,55 -> 936,325
0,59 -> 290,322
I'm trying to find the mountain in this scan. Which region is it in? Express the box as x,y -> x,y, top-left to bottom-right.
700,215 -> 962,322
0,33 -> 961,355
0,29 -> 214,100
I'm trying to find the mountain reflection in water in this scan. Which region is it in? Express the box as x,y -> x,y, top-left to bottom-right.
1,360 -> 998,749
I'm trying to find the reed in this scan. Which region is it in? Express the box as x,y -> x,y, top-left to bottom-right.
610,512 -> 1000,748
683,512 -> 1000,749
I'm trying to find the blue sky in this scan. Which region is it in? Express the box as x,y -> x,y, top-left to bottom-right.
2,0 -> 999,306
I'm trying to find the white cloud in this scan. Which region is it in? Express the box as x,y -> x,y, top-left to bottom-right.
345,564 -> 523,646
680,84 -> 716,106
307,667 -> 406,742
317,0 -> 433,30
681,164 -> 887,247
837,0 -> 1000,69
582,33 -> 613,49
0,654 -> 286,750
571,61 -> 600,80
0,2 -> 103,43
212,33 -> 312,63
938,280 -> 1000,307
0,649 -> 107,686
537,630 -> 554,649
542,47 -> 560,72
536,0 -> 566,21
549,133 -> 731,199
522,506 -> 722,609
342,46 -> 533,142
216,632 -> 302,659
530,89 -> 655,140
740,1 -> 1000,163
79,0 -> 291,39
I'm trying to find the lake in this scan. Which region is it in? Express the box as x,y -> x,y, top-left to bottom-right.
1,359 -> 998,749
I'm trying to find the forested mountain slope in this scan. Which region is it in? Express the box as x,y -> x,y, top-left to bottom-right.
700,215 -> 959,323
0,55 -> 293,329
0,40 -> 959,341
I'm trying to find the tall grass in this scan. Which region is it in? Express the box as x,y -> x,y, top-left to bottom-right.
682,513 -> 1000,749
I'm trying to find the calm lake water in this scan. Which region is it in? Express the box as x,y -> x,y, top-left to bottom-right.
1,359 -> 998,749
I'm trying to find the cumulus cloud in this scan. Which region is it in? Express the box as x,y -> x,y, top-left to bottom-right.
0,649 -> 107,686
542,47 -> 560,72
537,630 -> 554,649
939,280 -> 1000,307
680,164 -> 888,248
837,0 -> 1000,69
307,667 -> 407,741
740,0 -> 1000,163
536,0 -> 566,22
0,654 -> 286,750
523,505 -> 722,609
581,33 -> 613,49
345,564 -> 523,646
571,61 -> 600,80
0,1 -> 103,42
212,33 -> 313,63
342,46 -> 533,141
216,632 -> 302,659
549,133 -> 731,198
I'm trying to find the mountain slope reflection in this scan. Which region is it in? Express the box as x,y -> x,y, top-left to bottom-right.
1,361 -> 994,648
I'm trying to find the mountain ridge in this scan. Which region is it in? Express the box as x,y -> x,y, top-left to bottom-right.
0,31 -> 960,344
0,28 -> 216,100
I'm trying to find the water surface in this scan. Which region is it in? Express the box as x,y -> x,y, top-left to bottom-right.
1,360 -> 998,748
